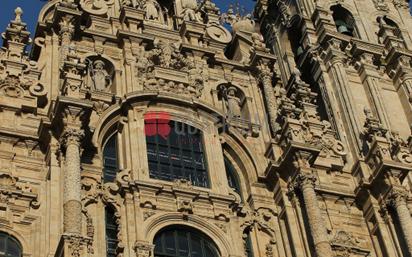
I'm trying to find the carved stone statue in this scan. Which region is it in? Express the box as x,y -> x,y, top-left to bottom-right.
144,0 -> 163,22
225,86 -> 242,118
89,60 -> 112,91
181,0 -> 201,22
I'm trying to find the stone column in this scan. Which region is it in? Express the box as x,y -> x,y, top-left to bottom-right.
356,53 -> 391,130
393,56 -> 412,124
324,39 -> 363,149
61,128 -> 84,234
58,16 -> 75,66
258,65 -> 279,135
295,173 -> 333,257
387,187 -> 412,256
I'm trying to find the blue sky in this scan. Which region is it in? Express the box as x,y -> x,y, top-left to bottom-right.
0,0 -> 255,46
0,0 -> 410,46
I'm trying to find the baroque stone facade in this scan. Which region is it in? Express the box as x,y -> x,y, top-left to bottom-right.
0,0 -> 411,257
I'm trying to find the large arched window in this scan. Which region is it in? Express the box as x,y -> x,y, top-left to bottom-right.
153,226 -> 220,257
105,206 -> 119,257
145,115 -> 209,188
0,232 -> 22,257
331,5 -> 357,37
103,134 -> 118,183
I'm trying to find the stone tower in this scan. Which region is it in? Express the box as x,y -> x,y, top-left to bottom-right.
0,0 -> 411,256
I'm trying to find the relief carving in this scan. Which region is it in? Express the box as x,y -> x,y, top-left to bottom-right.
139,40 -> 207,98
80,0 -> 115,16
181,0 -> 202,22
86,59 -> 114,92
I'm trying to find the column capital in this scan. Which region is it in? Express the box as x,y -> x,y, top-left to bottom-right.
387,186 -> 409,208
60,128 -> 84,148
295,173 -> 317,190
293,150 -> 315,169
134,241 -> 155,257
257,63 -> 273,82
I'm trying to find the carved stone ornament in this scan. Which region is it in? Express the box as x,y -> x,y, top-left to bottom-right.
144,0 -> 168,24
373,0 -> 390,11
0,75 -> 46,99
0,173 -> 40,209
331,230 -> 359,247
80,0 -> 115,16
141,41 -> 207,98
181,0 -> 202,22
206,24 -> 232,44
134,241 -> 155,257
392,0 -> 409,9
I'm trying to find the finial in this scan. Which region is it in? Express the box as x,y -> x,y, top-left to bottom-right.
14,7 -> 23,23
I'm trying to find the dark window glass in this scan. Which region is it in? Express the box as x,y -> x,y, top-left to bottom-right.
145,119 -> 209,187
245,231 -> 254,257
103,134 -> 118,183
331,5 -> 357,37
0,232 -> 22,257
224,157 -> 242,197
154,226 -> 220,257
105,207 -> 119,257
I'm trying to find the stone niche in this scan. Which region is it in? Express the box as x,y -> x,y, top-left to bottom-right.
84,56 -> 116,94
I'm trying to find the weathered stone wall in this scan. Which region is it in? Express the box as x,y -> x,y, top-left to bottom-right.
0,0 -> 411,256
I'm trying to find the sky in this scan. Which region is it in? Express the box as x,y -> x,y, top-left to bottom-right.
0,0 -> 255,46
0,0 -> 410,46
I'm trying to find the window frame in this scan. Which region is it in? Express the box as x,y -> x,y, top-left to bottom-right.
105,206 -> 119,257
103,133 -> 119,183
145,119 -> 210,188
0,232 -> 22,257
153,226 -> 220,257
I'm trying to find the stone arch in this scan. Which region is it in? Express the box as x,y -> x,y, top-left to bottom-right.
144,213 -> 234,257
81,53 -> 121,72
323,1 -> 357,15
220,131 -> 260,196
93,92 -> 227,147
37,0 -> 59,23
375,13 -> 402,27
92,103 -> 122,151
329,4 -> 359,38
0,228 -> 30,256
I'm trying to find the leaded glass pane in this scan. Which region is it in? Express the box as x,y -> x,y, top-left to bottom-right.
103,135 -> 118,183
153,226 -> 220,257
105,207 -> 119,257
0,233 -> 22,257
145,119 -> 209,187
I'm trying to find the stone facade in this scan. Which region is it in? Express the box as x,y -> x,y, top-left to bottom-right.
0,0 -> 411,257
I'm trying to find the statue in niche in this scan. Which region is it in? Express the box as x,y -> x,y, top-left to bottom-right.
225,86 -> 242,118
181,0 -> 201,22
144,0 -> 165,23
88,60 -> 112,91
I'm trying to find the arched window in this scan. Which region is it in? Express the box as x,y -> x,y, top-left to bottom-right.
105,206 -> 119,257
145,115 -> 209,188
0,232 -> 22,257
331,5 -> 357,37
103,134 -> 118,183
224,157 -> 241,196
153,226 -> 220,257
